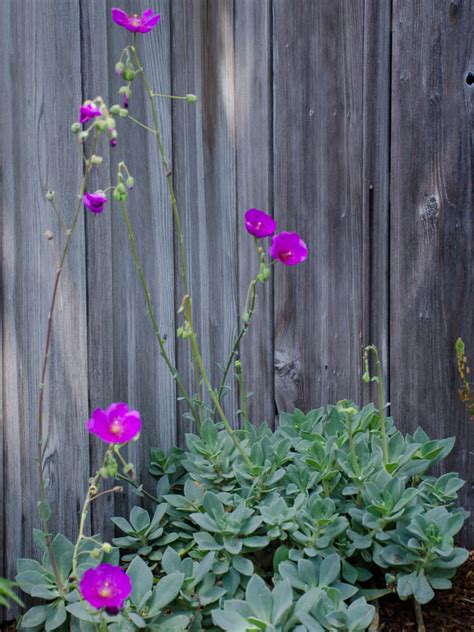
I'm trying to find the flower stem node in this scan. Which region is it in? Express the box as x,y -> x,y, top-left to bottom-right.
113,182 -> 128,201
185,93 -> 197,103
45,190 -> 55,201
70,122 -> 81,134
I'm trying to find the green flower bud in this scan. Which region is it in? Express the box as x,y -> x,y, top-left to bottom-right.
106,117 -> 116,130
122,68 -> 136,82
78,131 -> 89,143
102,543 -> 113,554
119,108 -> 129,117
90,155 -> 103,165
71,122 -> 81,134
96,119 -> 108,132
45,190 -> 55,201
91,548 -> 101,560
177,321 -> 193,339
185,94 -> 197,103
118,86 -> 131,97
109,104 -> 121,115
115,61 -> 125,75
124,463 -> 135,474
113,182 -> 128,201
126,176 -> 134,189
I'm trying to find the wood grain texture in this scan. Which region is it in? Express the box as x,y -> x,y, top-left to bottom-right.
272,0 -> 366,413
390,0 -> 473,547
0,0 -> 89,612
105,0 -> 177,516
235,0 -> 275,427
171,0 -> 239,435
362,0 -> 392,403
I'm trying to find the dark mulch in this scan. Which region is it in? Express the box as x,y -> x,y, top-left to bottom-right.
2,552 -> 473,631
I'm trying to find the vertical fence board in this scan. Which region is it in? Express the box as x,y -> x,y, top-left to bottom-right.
235,0 -> 275,427
172,0 -> 239,435
390,0 -> 473,547
273,0 -> 365,414
105,0 -> 176,516
0,0 -> 89,613
362,0 -> 392,401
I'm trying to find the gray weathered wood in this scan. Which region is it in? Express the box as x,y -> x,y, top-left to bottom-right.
361,0 -> 392,403
273,0 -> 366,413
0,0 -> 90,614
235,0 -> 275,427
171,0 -> 239,435
105,0 -> 177,516
390,0 -> 473,547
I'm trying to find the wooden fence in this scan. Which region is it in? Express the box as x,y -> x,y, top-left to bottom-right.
1,0 -> 473,612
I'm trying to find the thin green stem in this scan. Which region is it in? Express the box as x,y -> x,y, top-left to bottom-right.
119,200 -> 200,426
151,92 -> 188,100
363,345 -> 389,465
116,473 -> 161,504
131,46 -> 203,413
127,114 -> 156,135
48,198 -> 69,234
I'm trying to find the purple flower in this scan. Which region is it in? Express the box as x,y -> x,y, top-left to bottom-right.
87,403 -> 141,444
269,231 -> 308,266
80,564 -> 132,611
111,8 -> 160,33
79,101 -> 102,124
244,209 -> 277,238
83,191 -> 108,214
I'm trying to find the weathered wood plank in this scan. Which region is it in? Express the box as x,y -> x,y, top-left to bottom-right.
235,0 -> 275,427
361,0 -> 391,402
104,0 -> 177,514
171,0 -> 239,435
272,0 -> 366,413
0,0 -> 89,614
390,0 -> 473,547
80,0 -> 116,541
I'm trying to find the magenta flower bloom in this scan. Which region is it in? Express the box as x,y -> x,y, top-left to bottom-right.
244,209 -> 277,238
79,101 -> 102,124
80,564 -> 132,611
87,403 -> 141,444
111,7 -> 160,33
83,191 -> 108,214
269,231 -> 308,266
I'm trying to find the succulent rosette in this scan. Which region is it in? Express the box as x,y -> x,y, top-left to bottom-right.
244,208 -> 277,238
80,563 -> 131,612
111,8 -> 160,33
269,231 -> 308,265
87,403 -> 141,444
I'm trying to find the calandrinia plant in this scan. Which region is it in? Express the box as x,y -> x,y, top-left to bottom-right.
11,7 -> 467,632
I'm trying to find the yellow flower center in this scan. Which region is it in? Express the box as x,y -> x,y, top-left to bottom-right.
98,582 -> 112,598
110,418 -> 122,435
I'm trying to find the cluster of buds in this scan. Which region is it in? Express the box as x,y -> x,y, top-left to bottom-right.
455,338 -> 474,421
71,97 -> 119,148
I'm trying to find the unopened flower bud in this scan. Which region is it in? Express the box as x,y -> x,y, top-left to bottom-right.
102,543 -> 113,554
71,122 -> 81,134
44,230 -> 54,241
185,94 -> 197,103
109,104 -> 121,115
78,131 -> 89,143
118,86 -> 131,97
126,176 -> 134,190
90,155 -> 103,165
45,190 -> 55,201
89,484 -> 99,495
235,360 -> 242,371
91,548 -> 101,560
96,119 -> 108,132
113,182 -> 128,201
122,67 -> 136,82
119,108 -> 129,117
124,463 -> 134,474
106,117 -> 116,131
115,61 -> 125,75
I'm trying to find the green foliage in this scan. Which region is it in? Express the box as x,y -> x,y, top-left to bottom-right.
0,576 -> 23,608
16,404 -> 469,630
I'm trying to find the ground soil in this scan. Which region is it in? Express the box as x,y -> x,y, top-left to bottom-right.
2,551 -> 473,631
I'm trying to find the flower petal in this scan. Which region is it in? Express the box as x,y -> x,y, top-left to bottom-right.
111,7 -> 129,26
